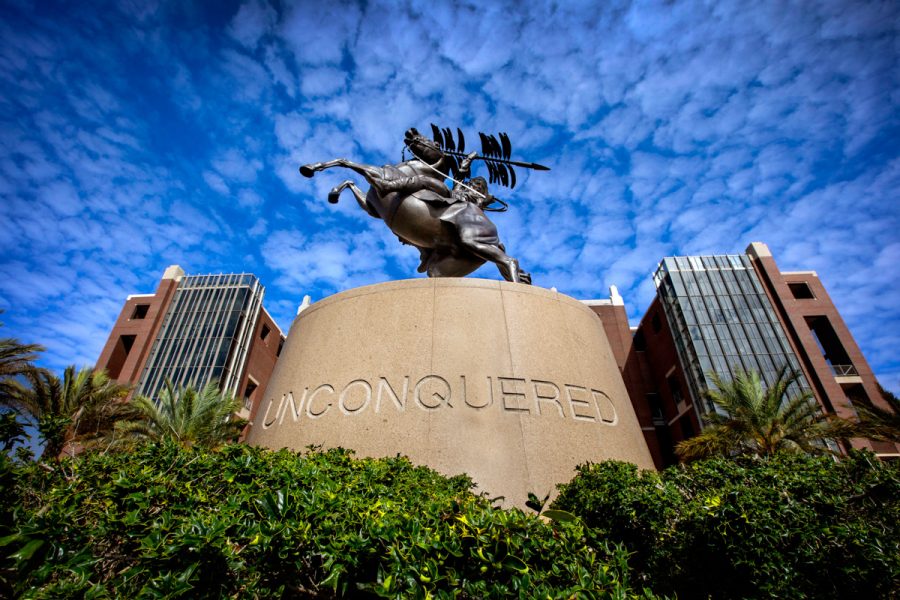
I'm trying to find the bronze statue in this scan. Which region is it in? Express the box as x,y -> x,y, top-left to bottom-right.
299,126 -> 549,284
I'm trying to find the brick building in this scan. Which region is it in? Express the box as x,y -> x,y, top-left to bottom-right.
96,266 -> 285,424
586,242 -> 897,467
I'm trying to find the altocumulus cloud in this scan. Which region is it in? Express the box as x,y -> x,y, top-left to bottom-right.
0,0 -> 898,392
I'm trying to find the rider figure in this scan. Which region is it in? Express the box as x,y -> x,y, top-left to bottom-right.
413,152 -> 513,277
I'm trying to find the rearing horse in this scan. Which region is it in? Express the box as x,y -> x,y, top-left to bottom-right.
299,128 -> 530,284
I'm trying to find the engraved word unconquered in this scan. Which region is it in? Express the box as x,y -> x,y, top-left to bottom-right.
260,374 -> 619,428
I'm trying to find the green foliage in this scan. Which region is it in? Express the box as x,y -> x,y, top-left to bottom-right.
0,412 -> 28,453
525,490 -> 550,513
553,452 -> 900,599
676,368 -> 849,460
112,381 -> 245,449
0,314 -> 43,410
852,384 -> 900,443
16,366 -> 131,459
3,444 -> 654,599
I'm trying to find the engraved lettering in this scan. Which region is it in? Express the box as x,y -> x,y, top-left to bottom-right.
261,396 -> 282,429
592,389 -> 618,425
264,375 -> 619,425
462,375 -> 492,409
275,392 -> 289,423
307,384 -> 335,418
565,384 -> 596,421
532,379 -> 565,417
499,377 -> 528,412
278,389 -> 308,425
415,375 -> 451,409
340,379 -> 372,414
376,376 -> 408,412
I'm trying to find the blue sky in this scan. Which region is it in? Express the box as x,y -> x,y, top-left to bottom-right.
1,0 -> 898,392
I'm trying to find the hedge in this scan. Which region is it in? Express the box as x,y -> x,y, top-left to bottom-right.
553,452 -> 900,599
1,443 -> 654,599
6,440 -> 896,598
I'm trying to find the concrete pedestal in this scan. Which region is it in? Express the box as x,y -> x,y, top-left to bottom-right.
246,278 -> 654,508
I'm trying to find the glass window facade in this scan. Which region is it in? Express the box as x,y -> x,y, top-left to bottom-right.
136,273 -> 264,400
653,254 -> 808,416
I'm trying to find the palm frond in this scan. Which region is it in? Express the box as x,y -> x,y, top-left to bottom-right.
0,313 -> 44,405
13,365 -> 130,459
109,380 -> 244,449
677,368 -> 847,461
850,385 -> 900,443
675,426 -> 743,461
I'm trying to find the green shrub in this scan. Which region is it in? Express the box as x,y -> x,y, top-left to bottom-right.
2,442 -> 655,598
553,452 -> 900,599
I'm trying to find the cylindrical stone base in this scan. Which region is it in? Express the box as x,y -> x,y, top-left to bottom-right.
246,278 -> 654,508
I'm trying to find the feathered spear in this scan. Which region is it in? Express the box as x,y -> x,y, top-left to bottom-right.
427,124 -> 549,189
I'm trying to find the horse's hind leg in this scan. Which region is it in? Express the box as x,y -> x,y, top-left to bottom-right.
496,256 -> 522,284
458,236 -> 527,284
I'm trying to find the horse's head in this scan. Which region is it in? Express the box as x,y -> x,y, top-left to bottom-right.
404,128 -> 445,166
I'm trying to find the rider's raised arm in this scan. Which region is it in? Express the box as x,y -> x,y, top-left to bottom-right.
454,151 -> 479,187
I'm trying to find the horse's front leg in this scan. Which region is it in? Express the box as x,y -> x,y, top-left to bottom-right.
328,180 -> 379,219
299,159 -> 383,184
299,159 -> 339,177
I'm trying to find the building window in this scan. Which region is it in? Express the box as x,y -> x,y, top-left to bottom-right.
788,282 -> 815,299
680,416 -> 695,439
633,329 -> 647,352
107,334 -> 136,379
668,374 -> 683,407
260,324 -> 271,341
277,338 -> 285,357
646,392 -> 664,424
134,273 -> 264,401
651,314 -> 662,333
805,316 -> 854,375
131,304 -> 150,319
243,380 -> 258,411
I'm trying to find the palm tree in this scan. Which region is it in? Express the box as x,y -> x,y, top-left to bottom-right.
676,367 -> 849,461
850,384 -> 900,444
111,380 -> 246,449
0,323 -> 44,409
18,366 -> 131,459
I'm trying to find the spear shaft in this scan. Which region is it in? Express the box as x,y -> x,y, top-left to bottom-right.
441,149 -> 551,171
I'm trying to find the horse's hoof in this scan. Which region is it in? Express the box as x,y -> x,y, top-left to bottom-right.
327,190 -> 340,204
299,164 -> 317,178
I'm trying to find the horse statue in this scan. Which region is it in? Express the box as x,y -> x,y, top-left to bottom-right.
299,127 -> 532,284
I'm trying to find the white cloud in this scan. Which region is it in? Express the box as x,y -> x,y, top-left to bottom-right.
238,188 -> 264,208
299,66 -> 347,97
228,0 -> 277,49
203,171 -> 230,195
261,227 -> 390,293
279,1 -> 362,66
211,148 -> 263,184
264,45 -> 297,96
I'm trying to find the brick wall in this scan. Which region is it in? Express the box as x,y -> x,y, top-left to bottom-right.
95,276 -> 179,390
